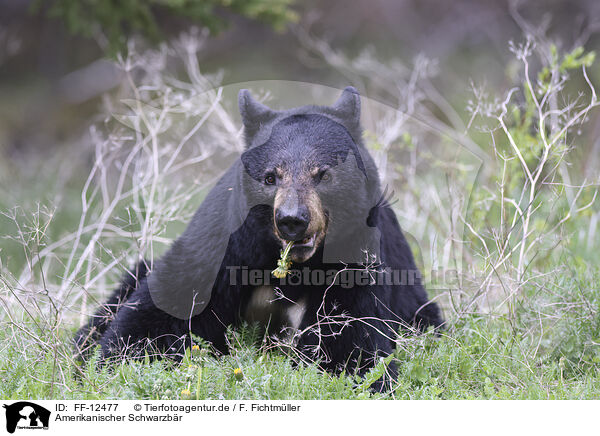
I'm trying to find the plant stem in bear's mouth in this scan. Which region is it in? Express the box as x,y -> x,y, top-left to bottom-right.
272,241 -> 294,278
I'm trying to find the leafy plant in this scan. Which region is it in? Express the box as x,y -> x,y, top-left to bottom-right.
32,0 -> 298,54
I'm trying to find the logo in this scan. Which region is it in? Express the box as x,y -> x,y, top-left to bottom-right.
3,402 -> 50,433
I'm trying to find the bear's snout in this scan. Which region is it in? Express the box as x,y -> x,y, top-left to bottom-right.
275,204 -> 310,241
272,185 -> 327,262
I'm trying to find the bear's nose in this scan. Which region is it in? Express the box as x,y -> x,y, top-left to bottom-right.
275,206 -> 309,241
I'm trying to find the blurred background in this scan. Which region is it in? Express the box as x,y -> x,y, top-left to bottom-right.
2,0 -> 600,165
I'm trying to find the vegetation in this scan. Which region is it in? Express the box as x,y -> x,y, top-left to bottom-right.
32,0 -> 298,53
1,270 -> 598,399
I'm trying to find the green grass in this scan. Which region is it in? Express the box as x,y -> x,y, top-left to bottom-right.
0,264 -> 597,400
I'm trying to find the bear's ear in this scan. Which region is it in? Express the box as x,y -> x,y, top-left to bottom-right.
332,86 -> 361,128
238,89 -> 276,145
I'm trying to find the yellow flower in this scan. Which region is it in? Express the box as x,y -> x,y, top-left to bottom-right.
233,368 -> 244,381
271,241 -> 294,278
191,344 -> 201,356
180,389 -> 192,399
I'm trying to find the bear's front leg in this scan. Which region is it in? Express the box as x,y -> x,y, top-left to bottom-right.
98,278 -> 241,360
294,284 -> 399,391
97,283 -> 191,360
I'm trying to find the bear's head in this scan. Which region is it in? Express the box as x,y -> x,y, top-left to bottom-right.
239,87 -> 382,264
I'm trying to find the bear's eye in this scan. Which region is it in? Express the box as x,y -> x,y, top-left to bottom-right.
264,173 -> 276,185
319,169 -> 331,182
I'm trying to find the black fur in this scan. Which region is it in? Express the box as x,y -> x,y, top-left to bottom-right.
75,87 -> 443,391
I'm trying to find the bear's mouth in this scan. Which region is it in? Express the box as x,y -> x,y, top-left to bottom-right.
288,233 -> 316,248
276,230 -> 324,263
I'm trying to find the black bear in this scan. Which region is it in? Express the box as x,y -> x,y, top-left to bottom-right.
75,87 -> 443,390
